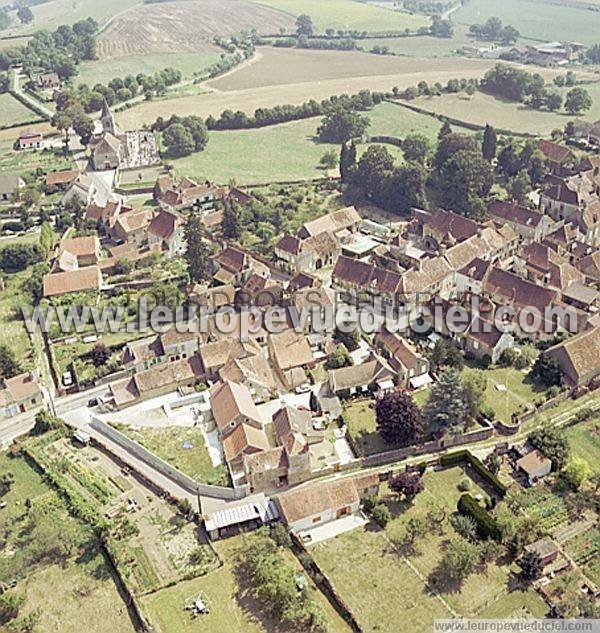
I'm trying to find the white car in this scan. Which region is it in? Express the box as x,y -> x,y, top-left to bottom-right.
295,383 -> 312,394
62,371 -> 73,387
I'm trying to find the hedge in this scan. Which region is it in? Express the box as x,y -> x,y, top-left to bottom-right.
457,493 -> 501,542
440,449 -> 507,498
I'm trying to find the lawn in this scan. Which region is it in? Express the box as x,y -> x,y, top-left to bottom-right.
76,52 -> 221,86
311,466 -> 532,630
0,267 -> 36,369
368,100 -> 450,142
344,399 -> 386,456
563,417 -> 600,474
463,364 -> 544,424
454,0 -> 600,46
0,93 -> 41,128
141,534 -> 350,633
251,0 -> 430,32
117,425 -> 229,486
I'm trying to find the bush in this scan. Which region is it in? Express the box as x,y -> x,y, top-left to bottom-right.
457,494 -> 501,541
372,503 -> 391,528
480,404 -> 496,421
363,493 -> 377,513
458,478 -> 471,492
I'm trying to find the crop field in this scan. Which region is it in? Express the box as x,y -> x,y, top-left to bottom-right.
76,53 -> 221,86
0,93 -> 41,127
117,48 -> 495,129
454,0 -> 600,45
250,0 -> 430,32
97,0 -> 294,58
0,0 -> 141,36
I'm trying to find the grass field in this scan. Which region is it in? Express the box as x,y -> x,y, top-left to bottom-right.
117,425 -> 229,486
454,0 -> 600,45
116,48 -> 495,128
0,144 -> 73,177
0,267 -> 36,368
141,534 -> 351,633
76,53 -> 221,86
564,417 -> 600,473
0,92 -> 41,127
368,100 -> 451,140
311,467 -> 547,630
251,0 -> 430,32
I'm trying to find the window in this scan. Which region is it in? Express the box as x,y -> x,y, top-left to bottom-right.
312,516 -> 321,524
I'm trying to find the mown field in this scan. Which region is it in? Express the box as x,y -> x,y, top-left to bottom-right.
117,47 -> 495,128
166,101 -> 436,184
97,0 -> 293,58
454,0 -> 600,45
0,93 -> 41,127
76,53 -> 221,86
250,0 -> 430,32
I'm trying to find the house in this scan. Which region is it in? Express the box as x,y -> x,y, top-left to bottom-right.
516,449 -> 552,485
488,201 -> 556,243
275,477 -> 361,534
37,72 -> 60,89
121,328 -> 199,374
463,316 -> 515,364
222,421 -> 270,475
297,206 -> 361,239
268,328 -> 315,389
219,353 -> 277,403
57,236 -> 100,268
45,169 -> 80,192
545,325 -> 600,388
537,139 -> 575,175
107,355 -> 203,409
0,175 -> 25,202
213,246 -> 251,286
198,338 -> 260,382
274,231 -> 340,274
412,207 -> 480,252
203,493 -> 279,541
515,242 -> 585,291
524,538 -> 560,567
17,130 -> 43,150
209,380 -> 263,438
332,255 -> 403,304
61,174 -> 97,207
42,266 -> 103,298
0,372 -> 43,417
155,175 -> 251,213
147,209 -> 185,256
328,355 -> 395,397
109,208 -> 154,246
577,251 -> 600,283
375,328 -> 431,389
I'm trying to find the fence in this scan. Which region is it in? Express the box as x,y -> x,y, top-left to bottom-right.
89,418 -> 248,501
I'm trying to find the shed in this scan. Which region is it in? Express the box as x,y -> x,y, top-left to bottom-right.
516,449 -> 552,484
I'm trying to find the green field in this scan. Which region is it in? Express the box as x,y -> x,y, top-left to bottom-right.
0,92 -> 41,128
252,0 -> 430,32
564,417 -> 600,474
76,52 -> 221,86
454,0 -> 600,45
0,267 -> 36,368
368,100 -> 451,140
0,0 -> 141,35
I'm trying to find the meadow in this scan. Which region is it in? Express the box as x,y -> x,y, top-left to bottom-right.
0,93 -> 42,128
453,0 -> 600,45
76,53 -> 221,86
250,0 -> 430,32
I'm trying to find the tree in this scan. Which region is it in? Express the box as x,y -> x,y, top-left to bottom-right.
222,200 -> 241,240
433,132 -> 478,169
461,370 -> 487,419
389,472 -> 424,501
439,536 -> 480,582
91,343 -> 111,367
430,338 -> 464,370
162,123 -> 194,157
39,222 -> 55,259
17,6 -> 34,24
319,149 -> 338,170
508,170 -> 532,205
565,87 -> 592,115
0,344 -> 20,379
563,457 -> 591,490
451,514 -> 478,542
372,503 -> 391,528
423,368 -> 468,437
482,124 -> 497,161
401,134 -> 430,165
518,550 -> 543,582
528,426 -> 569,471
404,515 -> 428,544
500,25 -> 519,44
530,354 -> 562,387
545,91 -> 563,112
438,120 -> 452,139
317,108 -> 370,143
355,145 -> 395,200
296,14 -> 314,37
339,140 -> 356,183
0,592 -> 24,625
325,344 -> 353,370
375,390 -> 423,447
184,212 -> 212,282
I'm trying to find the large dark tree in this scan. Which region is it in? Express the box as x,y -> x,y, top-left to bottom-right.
518,551 -> 543,582
0,345 -> 20,379
222,199 -> 242,240
528,426 -> 570,471
482,124 -> 498,161
91,343 -> 111,367
355,145 -> 395,199
317,108 -> 370,143
423,367 -> 468,437
433,133 -> 478,169
376,390 -> 423,446
339,140 -> 357,183
184,213 -> 212,283
389,472 -> 425,501
530,354 -> 562,387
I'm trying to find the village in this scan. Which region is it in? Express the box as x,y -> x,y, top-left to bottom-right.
0,1 -> 599,632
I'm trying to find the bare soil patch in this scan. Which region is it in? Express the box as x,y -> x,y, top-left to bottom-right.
98,0 -> 294,58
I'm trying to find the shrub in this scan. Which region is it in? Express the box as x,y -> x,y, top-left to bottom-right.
363,493 -> 377,513
372,503 -> 391,528
457,494 -> 501,541
458,477 -> 471,492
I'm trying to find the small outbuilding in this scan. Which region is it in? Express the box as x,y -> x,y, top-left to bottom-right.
516,449 -> 552,485
525,538 -> 560,567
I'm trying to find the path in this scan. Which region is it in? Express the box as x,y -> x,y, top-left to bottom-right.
10,72 -> 54,119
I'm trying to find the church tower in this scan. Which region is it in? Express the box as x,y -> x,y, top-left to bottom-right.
100,97 -> 117,136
